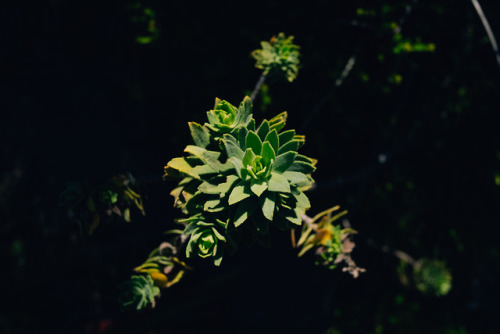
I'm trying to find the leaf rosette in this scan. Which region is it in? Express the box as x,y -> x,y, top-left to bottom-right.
183,216 -> 226,266
163,96 -> 316,264
205,96 -> 253,134
251,32 -> 301,82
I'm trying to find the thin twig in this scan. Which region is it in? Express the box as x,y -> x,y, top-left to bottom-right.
250,73 -> 267,103
470,0 -> 500,68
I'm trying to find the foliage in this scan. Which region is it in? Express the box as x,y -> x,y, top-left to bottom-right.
59,173 -> 145,235
413,258 -> 452,296
118,275 -> 160,311
296,206 -> 365,277
163,95 -> 315,265
251,32 -> 301,82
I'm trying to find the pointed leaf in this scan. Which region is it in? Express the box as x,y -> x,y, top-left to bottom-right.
268,172 -> 291,193
190,164 -> 217,176
234,199 -> 258,227
199,175 -> 238,195
261,142 -> 276,167
237,126 -> 248,150
184,145 -> 225,172
278,129 -> 295,146
204,199 -> 223,212
247,119 -> 256,132
242,148 -> 257,167
292,190 -> 311,210
228,181 -> 252,205
268,111 -> 287,132
261,192 -> 276,221
223,136 -> 245,160
278,140 -> 300,155
264,129 -> 279,154
188,122 -> 211,148
238,96 -> 253,125
245,131 -> 262,155
273,151 -> 297,173
257,120 -> 270,141
288,161 -> 316,174
229,157 -> 244,179
250,178 -> 268,197
294,154 -> 314,163
283,171 -> 310,187
167,157 -> 200,179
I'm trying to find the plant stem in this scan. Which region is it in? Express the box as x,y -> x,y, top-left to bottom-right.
470,0 -> 500,68
250,73 -> 267,103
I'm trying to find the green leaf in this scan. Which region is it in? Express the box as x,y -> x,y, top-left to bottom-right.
204,199 -> 224,212
250,178 -> 268,196
199,175 -> 239,195
283,208 -> 302,226
257,120 -> 270,141
188,122 -> 211,148
288,161 -> 316,174
190,164 -> 218,177
213,252 -> 223,266
278,140 -> 300,155
229,157 -> 244,179
264,129 -> 279,154
237,126 -> 248,150
242,148 -> 257,167
234,198 -> 258,227
273,151 -> 297,173
261,141 -> 276,167
184,145 -> 225,172
223,135 -> 245,160
278,129 -> 296,146
245,131 -> 263,155
283,171 -> 310,186
237,96 -> 253,126
261,192 -> 276,221
228,181 -> 252,205
247,119 -> 256,132
268,111 -> 287,132
294,154 -> 314,163
167,157 -> 200,179
292,190 -> 310,210
268,172 -> 291,193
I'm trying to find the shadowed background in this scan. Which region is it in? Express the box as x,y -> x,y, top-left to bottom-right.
1,0 -> 500,333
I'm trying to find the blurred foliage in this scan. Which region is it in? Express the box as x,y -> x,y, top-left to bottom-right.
413,258 -> 452,296
127,2 -> 159,44
118,275 -> 160,310
59,173 -> 145,234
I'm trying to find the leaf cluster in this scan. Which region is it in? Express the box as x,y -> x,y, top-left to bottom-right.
164,96 -> 316,265
59,173 -> 145,235
251,32 -> 301,82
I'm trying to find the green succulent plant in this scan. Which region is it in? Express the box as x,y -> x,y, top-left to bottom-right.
183,216 -> 226,265
251,32 -> 301,82
163,96 -> 316,265
205,97 -> 253,134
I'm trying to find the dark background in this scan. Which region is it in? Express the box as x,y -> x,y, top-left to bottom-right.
1,0 -> 500,333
